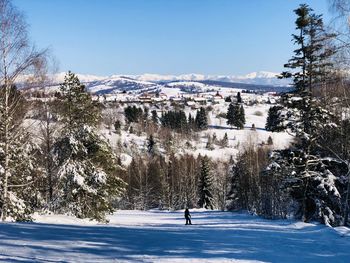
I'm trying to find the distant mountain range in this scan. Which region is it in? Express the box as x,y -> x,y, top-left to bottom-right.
35,71 -> 293,95
54,71 -> 289,86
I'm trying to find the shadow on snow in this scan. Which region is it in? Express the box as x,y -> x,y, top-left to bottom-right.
0,211 -> 348,262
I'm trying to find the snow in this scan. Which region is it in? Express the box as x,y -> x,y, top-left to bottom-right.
1,210 -> 348,262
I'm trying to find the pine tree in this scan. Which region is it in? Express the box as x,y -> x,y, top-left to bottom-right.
151,110 -> 158,124
267,4 -> 344,226
226,103 -> 236,128
220,132 -> 229,148
267,136 -> 273,145
239,105 -> 246,128
114,120 -> 122,133
188,113 -> 195,130
266,106 -> 285,132
53,72 -> 125,221
195,107 -> 208,131
280,4 -> 336,94
59,71 -> 99,131
147,134 -> 156,154
227,103 -> 245,129
236,92 -> 242,103
197,156 -> 214,209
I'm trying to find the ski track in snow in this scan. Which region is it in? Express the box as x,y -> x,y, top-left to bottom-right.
0,210 -> 349,262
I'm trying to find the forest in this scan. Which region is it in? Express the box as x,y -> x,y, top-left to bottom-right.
0,0 -> 350,230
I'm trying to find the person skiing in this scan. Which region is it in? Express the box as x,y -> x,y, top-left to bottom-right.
184,208 -> 192,225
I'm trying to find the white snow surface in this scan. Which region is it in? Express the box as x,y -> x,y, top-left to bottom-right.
0,210 -> 348,262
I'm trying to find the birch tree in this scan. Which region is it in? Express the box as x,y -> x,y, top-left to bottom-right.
0,0 -> 46,221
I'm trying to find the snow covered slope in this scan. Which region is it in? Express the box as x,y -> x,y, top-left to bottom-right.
86,76 -> 159,94
0,210 -> 348,262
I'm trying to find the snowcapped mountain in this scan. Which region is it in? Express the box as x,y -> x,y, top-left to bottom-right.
45,71 -> 290,95
129,71 -> 288,86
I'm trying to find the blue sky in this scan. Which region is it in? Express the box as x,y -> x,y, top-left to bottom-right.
13,0 -> 330,76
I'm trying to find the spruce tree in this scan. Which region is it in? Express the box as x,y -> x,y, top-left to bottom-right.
195,107 -> 208,131
198,156 -> 214,209
268,4 -> 343,225
237,92 -> 242,103
227,103 -> 245,129
147,134 -> 156,154
151,110 -> 158,124
239,105 -> 246,128
53,72 -> 125,221
59,71 -> 99,131
265,106 -> 285,132
220,132 -> 229,148
226,103 -> 236,128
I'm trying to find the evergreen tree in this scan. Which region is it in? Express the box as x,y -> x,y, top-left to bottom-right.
239,105 -> 246,128
226,103 -> 236,128
280,4 -> 336,94
53,72 -> 125,221
147,134 -> 156,154
227,103 -> 245,129
151,110 -> 158,124
114,120 -> 122,133
267,4 -> 344,226
267,136 -> 273,145
220,133 -> 229,148
188,113 -> 195,130
59,71 -> 99,131
237,92 -> 242,103
195,107 -> 208,131
265,106 -> 285,132
198,156 -> 214,209
124,106 -> 143,123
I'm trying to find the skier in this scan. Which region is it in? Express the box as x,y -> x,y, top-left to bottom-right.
184,208 -> 192,225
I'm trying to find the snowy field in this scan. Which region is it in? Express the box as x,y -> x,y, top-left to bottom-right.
0,210 -> 349,262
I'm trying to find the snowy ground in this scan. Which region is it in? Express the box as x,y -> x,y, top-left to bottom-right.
0,210 -> 349,262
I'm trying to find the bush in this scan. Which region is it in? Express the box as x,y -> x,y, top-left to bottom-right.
254,111 -> 263,116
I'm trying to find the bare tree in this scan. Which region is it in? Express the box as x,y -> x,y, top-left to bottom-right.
0,0 -> 46,221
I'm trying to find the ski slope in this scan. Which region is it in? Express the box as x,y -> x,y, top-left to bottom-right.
0,210 -> 349,262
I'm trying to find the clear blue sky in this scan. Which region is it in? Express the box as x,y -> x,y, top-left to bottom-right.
13,0 -> 330,76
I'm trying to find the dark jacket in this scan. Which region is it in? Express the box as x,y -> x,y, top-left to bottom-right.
184,209 -> 191,218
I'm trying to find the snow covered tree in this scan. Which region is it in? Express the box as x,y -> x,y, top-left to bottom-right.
0,0 -> 47,221
280,4 -> 336,94
37,98 -> 59,208
59,71 -> 100,131
266,4 -> 346,226
53,72 -> 125,221
197,155 -> 214,209
226,144 -> 268,213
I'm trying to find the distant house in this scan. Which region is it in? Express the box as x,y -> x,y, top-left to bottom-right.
139,93 -> 153,103
170,96 -> 184,102
159,93 -> 168,100
213,91 -> 224,103
193,97 -> 207,103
